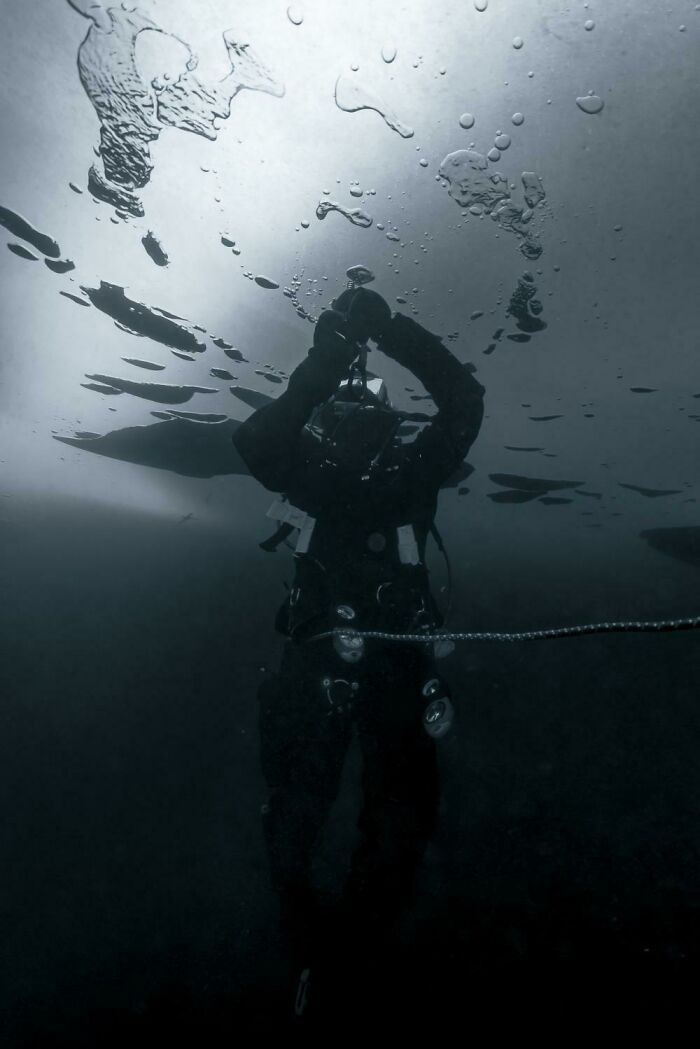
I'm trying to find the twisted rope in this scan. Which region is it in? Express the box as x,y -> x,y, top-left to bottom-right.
308,615 -> 700,646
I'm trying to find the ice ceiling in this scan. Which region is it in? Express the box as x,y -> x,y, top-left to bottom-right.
1,0 -> 700,615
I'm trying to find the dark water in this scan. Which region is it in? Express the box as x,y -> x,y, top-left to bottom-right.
2,0 -> 700,1040
3,502 -> 699,1042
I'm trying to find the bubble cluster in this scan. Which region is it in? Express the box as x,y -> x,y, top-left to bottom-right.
439,150 -> 546,258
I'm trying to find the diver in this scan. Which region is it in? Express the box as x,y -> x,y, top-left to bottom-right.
232,273 -> 485,1017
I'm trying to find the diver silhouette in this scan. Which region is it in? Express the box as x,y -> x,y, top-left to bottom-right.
233,276 -> 485,1017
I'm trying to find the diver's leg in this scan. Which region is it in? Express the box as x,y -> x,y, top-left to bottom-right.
258,641 -> 352,971
342,646 -> 441,946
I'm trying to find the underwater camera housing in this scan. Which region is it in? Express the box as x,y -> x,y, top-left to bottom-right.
306,371 -> 400,477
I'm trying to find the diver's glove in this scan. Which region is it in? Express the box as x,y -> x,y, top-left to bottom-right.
346,287 -> 392,344
310,309 -> 359,365
286,309 -> 359,409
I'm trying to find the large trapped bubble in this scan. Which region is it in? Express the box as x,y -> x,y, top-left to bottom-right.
439,149 -> 546,258
576,93 -> 605,114
316,200 -> 373,227
334,75 -> 414,138
67,1 -> 284,215
0,204 -> 61,257
440,149 -> 509,209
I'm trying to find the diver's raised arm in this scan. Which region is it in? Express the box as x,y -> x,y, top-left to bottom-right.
232,310 -> 359,492
346,288 -> 485,482
381,311 -> 485,482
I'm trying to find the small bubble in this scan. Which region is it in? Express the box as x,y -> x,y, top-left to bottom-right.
439,67 -> 446,75
584,19 -> 595,31
512,112 -> 525,125
301,220 -> 310,228
459,112 -> 475,129
351,62 -> 359,71
513,36 -> 524,49
419,158 -> 429,167
528,70 -> 534,78
474,0 -> 488,10
494,133 -> 511,150
286,5 -> 304,25
679,24 -> 686,31
487,147 -> 501,162
382,44 -> 397,63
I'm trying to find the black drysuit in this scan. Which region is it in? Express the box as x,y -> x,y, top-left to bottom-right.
233,311 -> 485,966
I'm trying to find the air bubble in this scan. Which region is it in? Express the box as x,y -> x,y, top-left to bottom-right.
459,112 -> 475,129
474,0 -> 488,10
512,36 -> 524,49
512,112 -> 524,125
494,133 -> 511,150
487,147 -> 501,162
286,5 -> 304,25
419,158 -> 429,167
576,93 -> 604,114
584,19 -> 595,30
382,44 -> 397,63
335,75 -> 414,137
317,200 -> 373,227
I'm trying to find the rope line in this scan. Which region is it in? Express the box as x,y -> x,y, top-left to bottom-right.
307,615 -> 700,646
